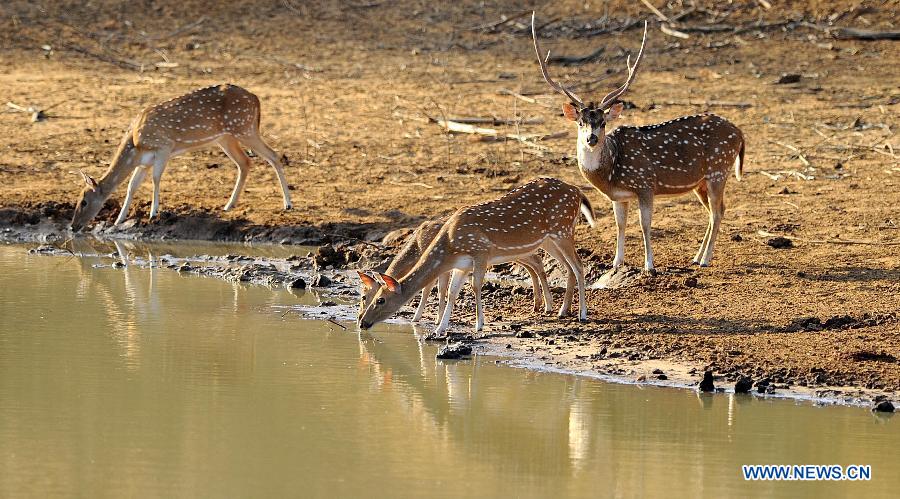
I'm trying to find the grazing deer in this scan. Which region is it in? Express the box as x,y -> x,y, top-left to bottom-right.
357,218 -> 553,323
70,84 -> 292,231
532,15 -> 745,271
358,177 -> 594,335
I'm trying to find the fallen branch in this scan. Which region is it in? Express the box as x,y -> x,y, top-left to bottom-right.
467,10 -> 531,31
443,116 -> 544,126
770,140 -> 811,167
548,46 -> 605,65
662,100 -> 752,108
388,181 -> 434,189
639,0 -> 669,22
433,118 -> 499,136
660,23 -> 690,39
834,27 -> 900,40
802,22 -> 900,40
429,117 -> 566,149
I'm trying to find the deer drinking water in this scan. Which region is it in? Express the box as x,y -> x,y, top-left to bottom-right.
358,177 -> 594,335
70,84 -> 293,231
357,218 -> 553,324
532,15 -> 745,271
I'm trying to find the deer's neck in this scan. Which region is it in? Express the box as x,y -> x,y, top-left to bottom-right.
385,236 -> 423,279
576,134 -> 617,177
396,232 -> 457,301
96,131 -> 139,197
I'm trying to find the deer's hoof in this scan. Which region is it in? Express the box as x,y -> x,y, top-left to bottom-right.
283,204 -> 293,211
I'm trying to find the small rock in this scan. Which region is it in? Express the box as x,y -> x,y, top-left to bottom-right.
112,261 -> 126,269
873,401 -> 895,413
515,331 -> 535,338
699,371 -> 716,392
774,73 -> 801,84
656,374 -> 668,380
320,300 -> 337,307
735,376 -> 753,394
289,277 -> 307,289
767,236 -> 794,249
313,245 -> 343,269
178,263 -> 192,272
436,342 -> 473,360
636,375 -> 647,382
652,368 -> 664,375
312,274 -> 332,287
730,233 -> 743,242
683,276 -> 699,288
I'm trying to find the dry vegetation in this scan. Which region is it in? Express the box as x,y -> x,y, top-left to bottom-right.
1,0 -> 898,396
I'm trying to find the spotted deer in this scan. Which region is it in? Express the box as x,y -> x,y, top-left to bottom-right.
71,84 -> 292,231
358,177 -> 594,335
357,218 -> 553,324
532,15 -> 745,271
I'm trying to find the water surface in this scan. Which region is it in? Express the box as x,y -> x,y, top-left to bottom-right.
0,243 -> 897,498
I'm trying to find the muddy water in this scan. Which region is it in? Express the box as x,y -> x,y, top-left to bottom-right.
0,244 -> 898,498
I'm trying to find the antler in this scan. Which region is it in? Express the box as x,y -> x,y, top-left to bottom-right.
531,12 -> 583,107
598,21 -> 649,110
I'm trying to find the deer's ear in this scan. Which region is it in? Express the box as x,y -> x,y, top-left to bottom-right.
562,102 -> 579,121
79,170 -> 99,190
357,271 -> 378,290
606,102 -> 625,121
377,273 -> 402,294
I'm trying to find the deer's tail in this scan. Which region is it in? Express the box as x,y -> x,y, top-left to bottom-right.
734,138 -> 745,181
579,192 -> 595,228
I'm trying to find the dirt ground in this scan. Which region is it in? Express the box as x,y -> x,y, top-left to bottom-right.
1,1 -> 898,399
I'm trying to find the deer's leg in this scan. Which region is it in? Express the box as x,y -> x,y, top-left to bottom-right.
435,272 -> 450,323
692,183 -> 713,265
435,269 -> 466,335
636,194 -> 655,272
520,254 -> 553,314
412,281 -> 433,322
148,152 -> 170,220
115,167 -> 148,225
612,201 -> 628,268
544,243 -> 575,318
240,134 -> 293,210
219,136 -> 252,211
700,182 -> 726,266
471,258 -> 489,332
553,237 -> 587,321
519,260 -> 541,312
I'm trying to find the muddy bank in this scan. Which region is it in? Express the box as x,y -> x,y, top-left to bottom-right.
0,203 -> 402,246
20,238 -> 899,409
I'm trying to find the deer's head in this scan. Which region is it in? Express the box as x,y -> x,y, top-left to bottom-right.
71,172 -> 104,232
356,271 -> 383,320
532,13 -> 647,151
357,272 -> 406,330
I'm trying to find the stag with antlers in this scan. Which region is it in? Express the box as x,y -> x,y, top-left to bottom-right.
532,14 -> 745,271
